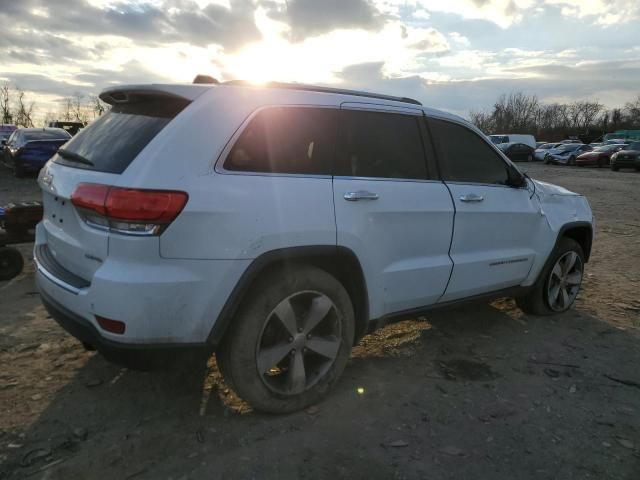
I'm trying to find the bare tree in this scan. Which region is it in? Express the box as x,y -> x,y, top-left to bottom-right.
0,83 -> 13,124
624,95 -> 640,126
14,87 -> 35,127
59,97 -> 74,121
88,94 -> 107,119
468,109 -> 494,133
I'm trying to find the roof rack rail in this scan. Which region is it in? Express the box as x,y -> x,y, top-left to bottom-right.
222,80 -> 422,106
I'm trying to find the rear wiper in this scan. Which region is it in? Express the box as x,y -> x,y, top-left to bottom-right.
57,148 -> 94,166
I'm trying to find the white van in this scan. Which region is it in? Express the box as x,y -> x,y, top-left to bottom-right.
490,134 -> 536,149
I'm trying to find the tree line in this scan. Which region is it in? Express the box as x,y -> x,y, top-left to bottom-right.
469,91 -> 640,141
1,83 -> 108,128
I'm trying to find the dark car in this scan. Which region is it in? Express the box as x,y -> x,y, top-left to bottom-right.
1,128 -> 71,177
497,142 -> 536,162
610,141 -> 640,171
545,143 -> 592,165
576,144 -> 627,168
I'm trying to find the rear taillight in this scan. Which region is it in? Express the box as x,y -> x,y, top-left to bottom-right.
71,183 -> 188,236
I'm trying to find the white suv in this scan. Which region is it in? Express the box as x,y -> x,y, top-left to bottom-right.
35,80 -> 594,413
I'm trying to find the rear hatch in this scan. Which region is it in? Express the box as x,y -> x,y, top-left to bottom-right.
37,87 -> 198,283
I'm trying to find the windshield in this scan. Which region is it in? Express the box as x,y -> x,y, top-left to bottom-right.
537,143 -> 555,150
489,135 -> 508,144
593,145 -> 619,152
557,144 -> 581,152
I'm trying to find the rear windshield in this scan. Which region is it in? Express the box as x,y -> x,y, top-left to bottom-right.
24,130 -> 70,141
53,97 -> 189,173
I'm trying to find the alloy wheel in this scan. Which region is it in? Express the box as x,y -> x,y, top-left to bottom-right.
256,291 -> 342,395
547,251 -> 583,312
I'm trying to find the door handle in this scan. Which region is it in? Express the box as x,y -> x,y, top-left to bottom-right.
459,193 -> 484,203
344,191 -> 379,201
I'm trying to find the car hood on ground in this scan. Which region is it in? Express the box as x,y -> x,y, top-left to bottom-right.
532,179 -> 580,196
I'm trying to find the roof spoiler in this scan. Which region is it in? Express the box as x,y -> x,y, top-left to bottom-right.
99,84 -> 211,105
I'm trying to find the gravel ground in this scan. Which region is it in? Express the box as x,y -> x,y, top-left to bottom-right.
0,163 -> 639,480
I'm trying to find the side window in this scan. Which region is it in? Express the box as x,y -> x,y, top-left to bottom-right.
428,118 -> 510,185
225,107 -> 336,175
335,110 -> 429,180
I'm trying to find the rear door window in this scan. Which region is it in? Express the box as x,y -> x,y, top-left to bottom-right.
334,110 -> 429,180
225,107 -> 337,175
429,118 -> 510,185
53,97 -> 189,173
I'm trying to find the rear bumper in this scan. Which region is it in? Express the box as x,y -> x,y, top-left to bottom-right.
34,223 -> 251,346
39,288 -> 211,365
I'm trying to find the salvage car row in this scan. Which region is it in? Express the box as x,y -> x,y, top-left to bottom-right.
490,132 -> 640,171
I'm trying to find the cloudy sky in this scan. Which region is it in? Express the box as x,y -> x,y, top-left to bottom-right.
1,0 -> 639,119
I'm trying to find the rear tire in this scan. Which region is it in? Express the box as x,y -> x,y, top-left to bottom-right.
216,265 -> 354,413
516,238 -> 584,316
0,247 -> 24,281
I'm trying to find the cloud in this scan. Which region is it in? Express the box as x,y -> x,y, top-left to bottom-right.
0,0 -> 262,49
333,56 -> 640,116
264,0 -> 385,41
544,0 -> 640,25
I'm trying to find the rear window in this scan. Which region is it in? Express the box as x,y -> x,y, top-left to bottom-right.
24,130 -> 70,141
53,97 -> 189,173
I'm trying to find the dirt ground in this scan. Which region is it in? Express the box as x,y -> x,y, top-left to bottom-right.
1,163 -> 639,480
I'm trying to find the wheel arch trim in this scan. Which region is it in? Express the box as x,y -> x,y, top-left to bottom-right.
207,245 -> 370,347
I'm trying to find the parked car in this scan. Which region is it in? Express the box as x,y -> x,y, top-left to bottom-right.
536,141 -> 548,148
576,144 -> 626,168
589,142 -> 603,147
534,142 -> 561,161
559,139 -> 582,144
497,142 -> 536,162
489,134 -> 536,149
35,80 -> 594,413
1,128 -> 71,177
610,141 -> 640,171
545,143 -> 592,165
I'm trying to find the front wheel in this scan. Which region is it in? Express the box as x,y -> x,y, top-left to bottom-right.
516,238 -> 584,316
216,266 -> 355,413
